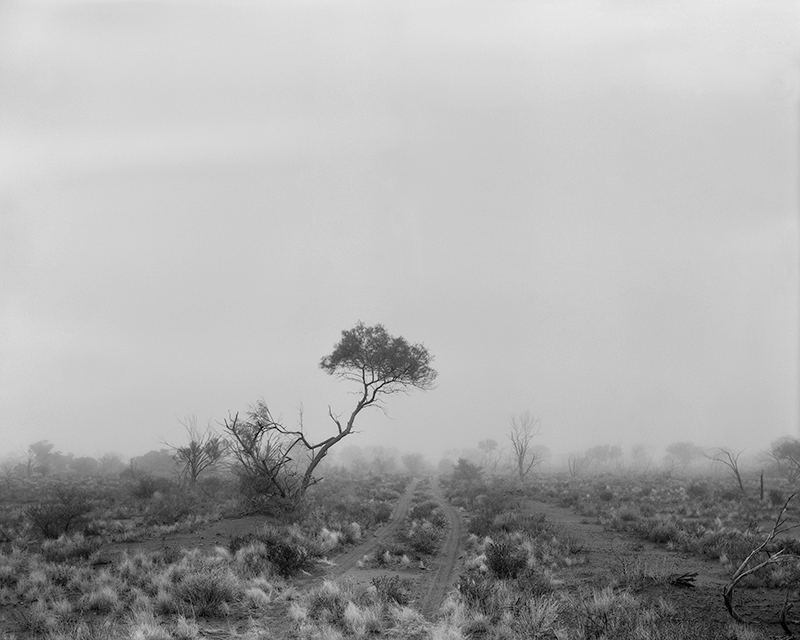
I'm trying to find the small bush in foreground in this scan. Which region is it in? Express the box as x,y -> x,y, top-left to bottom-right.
486,539 -> 528,579
372,574 -> 413,605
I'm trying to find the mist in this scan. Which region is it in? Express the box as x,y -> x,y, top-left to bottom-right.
1,0 -> 799,469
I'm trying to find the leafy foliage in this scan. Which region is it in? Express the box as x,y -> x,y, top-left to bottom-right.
319,322 -> 437,392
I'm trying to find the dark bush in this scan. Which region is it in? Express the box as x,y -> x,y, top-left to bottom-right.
485,539 -> 528,579
229,527 -> 311,577
145,491 -> 201,525
407,522 -> 441,555
769,488 -> 785,507
645,522 -> 679,544
129,474 -> 173,500
596,489 -> 614,502
25,488 -> 92,539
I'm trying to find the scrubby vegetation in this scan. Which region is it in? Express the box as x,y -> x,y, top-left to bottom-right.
2,438 -> 798,639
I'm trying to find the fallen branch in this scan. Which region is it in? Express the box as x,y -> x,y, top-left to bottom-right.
671,572 -> 697,588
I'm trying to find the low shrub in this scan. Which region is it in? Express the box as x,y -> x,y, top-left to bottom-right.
229,526 -> 312,577
40,533 -> 102,563
407,521 -> 441,555
25,488 -> 92,539
769,488 -> 785,507
516,565 -> 555,595
307,580 -> 348,625
173,558 -> 242,617
686,482 -> 708,500
129,475 -> 172,500
456,568 -> 502,617
145,491 -> 201,526
485,539 -> 528,579
372,575 -> 413,605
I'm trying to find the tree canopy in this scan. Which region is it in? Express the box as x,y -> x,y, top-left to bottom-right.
319,322 -> 437,398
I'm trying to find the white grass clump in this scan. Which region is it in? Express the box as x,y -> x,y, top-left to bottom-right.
289,600 -> 309,623
79,584 -> 121,613
172,615 -> 200,640
317,527 -> 342,553
128,611 -> 172,640
244,587 -> 273,609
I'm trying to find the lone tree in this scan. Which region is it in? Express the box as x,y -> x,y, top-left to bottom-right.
705,447 -> 746,495
507,410 -> 541,482
768,436 -> 800,483
663,441 -> 702,475
309,322 -> 436,490
224,322 -> 436,503
167,416 -> 226,486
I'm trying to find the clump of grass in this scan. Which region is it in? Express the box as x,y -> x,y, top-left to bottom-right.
485,538 -> 528,579
170,555 -> 243,617
25,488 -> 92,539
229,526 -> 312,578
40,532 -> 102,563
372,574 -> 413,605
406,520 -> 442,555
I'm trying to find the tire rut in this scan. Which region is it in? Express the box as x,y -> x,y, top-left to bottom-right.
418,477 -> 463,619
327,478 -> 420,577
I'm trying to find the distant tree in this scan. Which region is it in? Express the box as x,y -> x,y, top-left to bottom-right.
507,411 -> 541,482
28,441 -> 54,476
1,461 -> 17,488
451,458 -> 483,484
630,444 -> 653,472
70,456 -> 100,476
338,445 -> 369,475
99,453 -> 125,475
567,453 -> 588,477
663,441 -> 702,474
585,444 -> 623,469
49,451 -> 73,475
401,452 -> 427,476
167,416 -> 226,485
130,449 -> 179,476
364,446 -> 395,476
531,444 -> 552,465
768,437 -> 800,483
478,439 -> 501,474
705,447 -> 746,494
437,458 -> 455,475
449,458 -> 484,507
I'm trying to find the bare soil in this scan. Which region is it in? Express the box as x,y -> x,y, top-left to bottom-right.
523,497 -> 794,637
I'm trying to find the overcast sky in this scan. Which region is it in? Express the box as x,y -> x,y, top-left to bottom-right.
1,0 -> 799,463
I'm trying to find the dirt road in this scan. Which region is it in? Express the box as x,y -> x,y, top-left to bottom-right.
323,476 -> 465,620
418,477 -> 464,618
327,478 -> 420,577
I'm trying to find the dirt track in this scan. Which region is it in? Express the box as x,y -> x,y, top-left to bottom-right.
327,478 -> 420,577
418,477 -> 464,618
324,476 -> 464,619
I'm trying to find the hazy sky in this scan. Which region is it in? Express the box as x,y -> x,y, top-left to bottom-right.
1,0 -> 799,462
